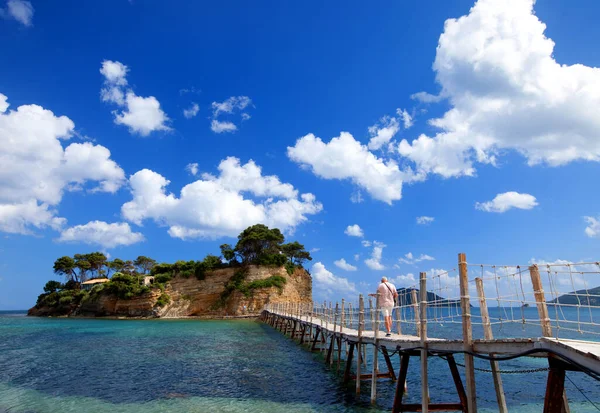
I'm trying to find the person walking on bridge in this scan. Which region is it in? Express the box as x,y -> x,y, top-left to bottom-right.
369,277 -> 398,337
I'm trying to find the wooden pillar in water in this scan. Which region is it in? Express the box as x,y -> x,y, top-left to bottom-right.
475,277 -> 507,413
419,272 -> 429,413
356,294 -> 364,395
530,265 -> 570,413
458,252 -> 477,413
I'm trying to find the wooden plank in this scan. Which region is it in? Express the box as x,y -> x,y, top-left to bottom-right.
399,403 -> 466,412
458,252 -> 477,413
475,277 -> 507,413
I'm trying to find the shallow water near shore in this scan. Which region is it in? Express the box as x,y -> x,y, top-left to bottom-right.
0,312 -> 597,412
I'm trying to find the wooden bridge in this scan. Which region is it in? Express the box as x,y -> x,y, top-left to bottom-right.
260,253 -> 600,413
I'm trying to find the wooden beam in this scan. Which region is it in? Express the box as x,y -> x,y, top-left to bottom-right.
392,354 -> 411,413
343,342 -> 355,384
381,346 -> 397,381
458,252 -> 477,413
420,272 -> 429,413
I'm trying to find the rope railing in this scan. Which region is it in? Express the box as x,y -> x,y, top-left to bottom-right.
264,255 -> 600,343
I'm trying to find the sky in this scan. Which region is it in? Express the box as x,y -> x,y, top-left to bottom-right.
2,0 -> 600,310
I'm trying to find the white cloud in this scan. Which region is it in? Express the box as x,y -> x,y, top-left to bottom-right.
310,247 -> 320,253
334,258 -> 357,271
58,221 -> 144,249
416,216 -> 434,225
410,92 -> 443,103
121,157 -> 322,239
2,0 -> 33,26
186,163 -> 199,176
211,119 -> 237,134
0,94 -> 8,113
183,103 -> 199,119
312,262 -> 356,295
350,191 -> 364,204
398,252 -> 435,265
584,216 -> 600,238
368,116 -> 400,150
288,132 -> 419,204
361,240 -> 372,247
400,0 -> 600,178
211,96 -> 252,117
390,273 -> 417,287
100,60 -> 171,136
0,93 -> 125,234
210,96 -> 252,134
344,224 -> 363,237
475,191 -> 538,213
397,108 -> 413,129
354,254 -> 360,261
365,241 -> 386,270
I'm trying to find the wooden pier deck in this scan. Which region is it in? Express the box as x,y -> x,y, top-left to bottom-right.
260,253 -> 600,413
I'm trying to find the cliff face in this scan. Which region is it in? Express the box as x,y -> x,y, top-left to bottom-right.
32,265 -> 312,318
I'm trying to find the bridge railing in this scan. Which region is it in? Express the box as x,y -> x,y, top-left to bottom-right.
264,254 -> 600,342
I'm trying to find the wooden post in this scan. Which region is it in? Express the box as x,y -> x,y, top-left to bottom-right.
475,277 -> 507,413
411,288 -> 421,338
348,302 -> 353,329
357,294 -> 364,395
530,265 -> 570,412
529,265 -> 553,337
419,272 -> 429,413
331,302 -> 339,366
369,297 -> 375,332
371,293 -> 380,404
340,299 -> 345,334
458,252 -> 477,413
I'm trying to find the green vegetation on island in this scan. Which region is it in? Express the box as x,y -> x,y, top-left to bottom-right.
31,224 -> 313,316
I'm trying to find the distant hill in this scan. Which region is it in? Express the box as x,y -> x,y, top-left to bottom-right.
548,286 -> 600,306
396,287 -> 463,307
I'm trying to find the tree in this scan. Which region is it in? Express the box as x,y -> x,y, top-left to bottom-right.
107,258 -> 125,277
234,224 -> 285,263
122,260 -> 136,276
134,256 -> 157,275
54,256 -> 79,282
220,244 -> 236,263
73,254 -> 92,282
85,252 -> 108,278
43,280 -> 63,294
281,241 -> 312,267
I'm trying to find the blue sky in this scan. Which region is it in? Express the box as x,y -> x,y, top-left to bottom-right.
1,0 -> 600,309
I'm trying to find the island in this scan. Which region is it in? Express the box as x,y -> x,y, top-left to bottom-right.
396,287 -> 464,307
28,225 -> 313,318
548,286 -> 600,306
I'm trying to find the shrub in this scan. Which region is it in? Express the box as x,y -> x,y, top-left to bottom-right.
43,280 -> 63,294
240,275 -> 287,297
156,293 -> 170,307
285,261 -> 296,275
151,263 -> 174,276
59,296 -> 74,305
154,273 -> 172,284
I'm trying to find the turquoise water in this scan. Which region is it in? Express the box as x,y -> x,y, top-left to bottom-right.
0,312 -> 598,412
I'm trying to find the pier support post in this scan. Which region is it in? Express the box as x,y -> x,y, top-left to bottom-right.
419,272 -> 429,413
458,252 -> 477,413
371,293 -> 380,404
475,277 -> 507,413
356,294 -> 364,395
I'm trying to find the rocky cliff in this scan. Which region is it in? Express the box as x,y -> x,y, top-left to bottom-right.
29,265 -> 312,318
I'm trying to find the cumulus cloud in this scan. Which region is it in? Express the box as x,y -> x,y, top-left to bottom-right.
410,91 -> 443,103
398,108 -> 413,129
368,116 -> 400,150
210,96 -> 252,134
288,132 -> 419,204
334,258 -> 357,271
183,103 -> 199,119
584,216 -> 600,238
121,157 -> 322,239
100,60 -> 171,136
186,163 -> 199,176
361,240 -> 372,247
400,0 -> 600,177
1,0 -> 33,26
58,221 -> 144,249
344,224 -> 363,237
312,262 -> 356,296
365,241 -> 386,270
416,216 -> 434,225
398,252 -> 435,265
0,93 -> 125,234
475,191 -> 538,213
211,119 -> 237,134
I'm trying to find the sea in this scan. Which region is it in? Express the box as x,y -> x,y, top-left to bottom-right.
0,309 -> 598,413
